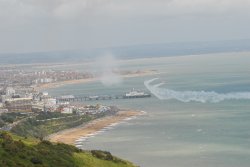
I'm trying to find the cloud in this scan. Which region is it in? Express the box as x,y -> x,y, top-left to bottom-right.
117,0 -> 250,17
1,0 -> 250,53
51,0 -> 250,21
1,0 -> 250,21
52,0 -> 105,19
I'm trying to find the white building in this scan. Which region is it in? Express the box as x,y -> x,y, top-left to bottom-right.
44,78 -> 53,83
44,98 -> 57,108
6,87 -> 15,96
42,92 -> 49,96
0,108 -> 8,114
61,107 -> 73,114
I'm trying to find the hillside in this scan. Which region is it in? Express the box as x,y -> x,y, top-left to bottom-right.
0,131 -> 137,167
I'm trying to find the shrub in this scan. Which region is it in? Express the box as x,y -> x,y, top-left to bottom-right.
91,150 -> 114,161
40,140 -> 52,146
30,157 -> 43,164
0,119 -> 5,127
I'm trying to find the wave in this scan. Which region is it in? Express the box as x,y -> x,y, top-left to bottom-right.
144,78 -> 250,103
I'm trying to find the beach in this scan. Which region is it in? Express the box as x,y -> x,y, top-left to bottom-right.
36,78 -> 97,90
47,110 -> 143,145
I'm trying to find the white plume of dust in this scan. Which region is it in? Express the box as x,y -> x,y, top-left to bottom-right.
96,53 -> 122,87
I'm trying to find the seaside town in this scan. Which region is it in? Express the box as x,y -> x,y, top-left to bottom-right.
0,65 -> 150,136
0,66 -> 119,133
0,66 -> 94,113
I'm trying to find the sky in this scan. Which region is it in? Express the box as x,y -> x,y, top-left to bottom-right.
0,0 -> 250,53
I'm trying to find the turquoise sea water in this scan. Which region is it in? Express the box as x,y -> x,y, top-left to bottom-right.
47,52 -> 250,167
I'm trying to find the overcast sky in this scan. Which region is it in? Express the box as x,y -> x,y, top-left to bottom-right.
1,0 -> 250,53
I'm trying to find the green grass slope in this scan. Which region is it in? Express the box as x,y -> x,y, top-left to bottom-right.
0,131 -> 137,167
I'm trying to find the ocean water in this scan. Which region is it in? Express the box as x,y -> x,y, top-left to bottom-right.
47,52 -> 250,167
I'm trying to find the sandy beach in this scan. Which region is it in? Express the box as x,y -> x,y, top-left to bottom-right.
47,110 -> 143,145
36,77 -> 97,90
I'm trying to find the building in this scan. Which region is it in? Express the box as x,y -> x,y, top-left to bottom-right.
61,107 -> 73,114
32,102 -> 44,112
44,98 -> 57,112
5,87 -> 15,96
0,108 -> 8,114
44,98 -> 56,106
1,95 -> 9,103
5,98 -> 32,112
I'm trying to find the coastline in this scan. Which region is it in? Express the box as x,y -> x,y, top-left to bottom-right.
47,110 -> 144,145
35,78 -> 97,90
36,70 -> 158,91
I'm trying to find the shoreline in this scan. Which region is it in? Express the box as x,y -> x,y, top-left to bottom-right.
36,70 -> 158,91
35,78 -> 97,90
47,110 -> 144,145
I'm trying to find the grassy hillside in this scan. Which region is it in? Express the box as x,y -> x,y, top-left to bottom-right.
0,131 -> 137,167
10,111 -> 116,139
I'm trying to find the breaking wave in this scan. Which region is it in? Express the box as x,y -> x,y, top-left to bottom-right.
144,78 -> 250,103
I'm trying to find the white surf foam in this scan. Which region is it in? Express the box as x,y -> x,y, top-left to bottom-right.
74,113 -> 143,147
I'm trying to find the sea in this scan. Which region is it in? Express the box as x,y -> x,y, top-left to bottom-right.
47,52 -> 250,167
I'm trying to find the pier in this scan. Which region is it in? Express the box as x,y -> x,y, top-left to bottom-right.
56,94 -> 151,102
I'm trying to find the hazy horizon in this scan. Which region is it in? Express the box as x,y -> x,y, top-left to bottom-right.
1,38 -> 250,64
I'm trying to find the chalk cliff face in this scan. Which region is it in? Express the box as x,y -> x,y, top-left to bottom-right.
0,132 -> 137,167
